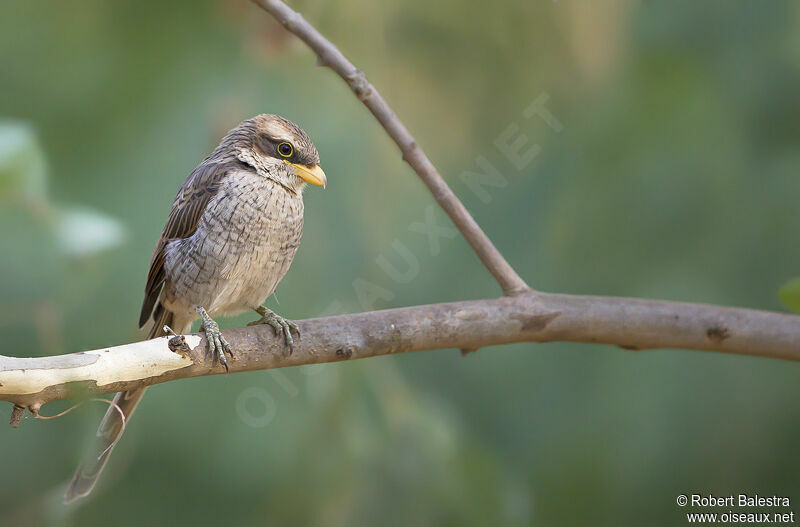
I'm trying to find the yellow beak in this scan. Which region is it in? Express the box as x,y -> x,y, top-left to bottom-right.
289,162 -> 327,188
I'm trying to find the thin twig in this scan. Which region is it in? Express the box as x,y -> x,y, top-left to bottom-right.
250,0 -> 531,296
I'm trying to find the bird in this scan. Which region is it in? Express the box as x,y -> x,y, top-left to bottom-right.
64,114 -> 326,502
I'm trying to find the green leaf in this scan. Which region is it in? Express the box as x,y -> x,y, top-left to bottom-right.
0,121 -> 47,199
55,205 -> 126,257
778,278 -> 800,313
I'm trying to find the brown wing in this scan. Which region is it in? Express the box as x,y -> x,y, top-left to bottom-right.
138,159 -> 244,327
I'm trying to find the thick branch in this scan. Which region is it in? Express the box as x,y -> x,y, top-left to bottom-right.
250,0 -> 530,296
3,292 -> 799,411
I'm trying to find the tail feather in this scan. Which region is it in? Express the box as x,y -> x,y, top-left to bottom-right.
65,304 -> 183,502
64,386 -> 148,502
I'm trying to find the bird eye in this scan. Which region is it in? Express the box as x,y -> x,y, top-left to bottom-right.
278,142 -> 293,157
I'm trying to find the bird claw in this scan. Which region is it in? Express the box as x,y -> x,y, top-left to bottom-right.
196,306 -> 234,372
248,307 -> 299,354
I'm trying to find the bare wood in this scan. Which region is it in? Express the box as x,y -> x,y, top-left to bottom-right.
3,291 -> 799,412
249,0 -> 530,296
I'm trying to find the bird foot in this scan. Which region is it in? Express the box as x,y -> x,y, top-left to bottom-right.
196,306 -> 233,372
248,306 -> 299,354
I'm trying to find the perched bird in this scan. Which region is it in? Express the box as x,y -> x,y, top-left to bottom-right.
65,114 -> 326,501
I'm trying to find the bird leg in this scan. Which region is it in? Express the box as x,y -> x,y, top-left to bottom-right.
248,306 -> 300,353
195,306 -> 233,372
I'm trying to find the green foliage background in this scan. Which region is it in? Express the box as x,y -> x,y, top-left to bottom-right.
0,1 -> 799,525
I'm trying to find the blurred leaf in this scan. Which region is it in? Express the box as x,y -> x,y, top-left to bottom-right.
0,121 -> 47,200
55,205 -> 127,258
778,277 -> 800,313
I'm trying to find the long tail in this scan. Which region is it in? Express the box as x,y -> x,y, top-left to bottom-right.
64,305 -> 189,502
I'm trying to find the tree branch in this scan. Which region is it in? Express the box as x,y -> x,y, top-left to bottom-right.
3,291 -> 799,414
7,0 -> 797,430
250,0 -> 531,296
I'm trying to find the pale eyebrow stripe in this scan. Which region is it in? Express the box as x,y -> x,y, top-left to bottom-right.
261,121 -> 295,143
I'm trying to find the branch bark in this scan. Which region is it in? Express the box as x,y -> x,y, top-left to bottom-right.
3,291 -> 799,413
250,0 -> 530,296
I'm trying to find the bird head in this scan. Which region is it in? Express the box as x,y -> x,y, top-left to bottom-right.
226,114 -> 326,193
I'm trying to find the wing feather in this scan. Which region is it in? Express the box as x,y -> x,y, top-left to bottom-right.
138,159 -> 245,327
